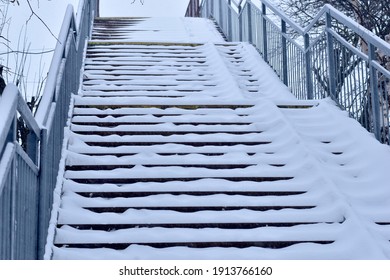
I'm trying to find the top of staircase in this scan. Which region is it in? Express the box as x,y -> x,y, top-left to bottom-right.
92,17 -> 225,43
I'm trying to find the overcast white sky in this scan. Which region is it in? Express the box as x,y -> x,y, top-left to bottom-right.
0,0 -> 190,96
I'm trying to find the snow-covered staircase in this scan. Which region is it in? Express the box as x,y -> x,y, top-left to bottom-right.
46,18 -> 390,259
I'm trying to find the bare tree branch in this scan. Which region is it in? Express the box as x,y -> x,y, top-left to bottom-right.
25,0 -> 59,42
0,49 -> 54,55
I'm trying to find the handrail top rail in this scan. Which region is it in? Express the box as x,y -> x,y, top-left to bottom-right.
301,4 -> 390,55
34,5 -> 76,128
220,0 -> 390,55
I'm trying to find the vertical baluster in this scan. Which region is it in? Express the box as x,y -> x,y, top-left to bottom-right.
368,43 -> 381,140
247,1 -> 253,44
326,13 -> 337,100
281,20 -> 288,86
262,3 -> 268,63
304,33 -> 313,100
238,3 -> 243,42
227,0 -> 232,41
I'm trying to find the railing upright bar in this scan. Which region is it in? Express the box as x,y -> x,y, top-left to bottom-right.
281,20 -> 288,86
261,3 -> 268,63
238,4 -> 243,42
304,33 -> 314,99
227,0 -> 232,41
326,13 -> 337,100
247,1 -> 253,44
368,43 -> 382,140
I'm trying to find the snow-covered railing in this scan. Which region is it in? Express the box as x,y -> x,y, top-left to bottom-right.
197,0 -> 390,144
0,85 -> 41,260
0,0 -> 98,260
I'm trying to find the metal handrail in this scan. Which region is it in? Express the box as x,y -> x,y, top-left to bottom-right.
0,0 -> 99,259
196,0 -> 390,144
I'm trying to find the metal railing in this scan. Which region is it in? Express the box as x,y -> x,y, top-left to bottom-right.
197,0 -> 390,144
0,0 -> 99,259
185,0 -> 200,17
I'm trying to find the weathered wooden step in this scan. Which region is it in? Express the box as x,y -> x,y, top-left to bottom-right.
72,121 -> 254,127
72,130 -> 263,136
57,221 -> 326,231
73,104 -> 254,110
65,164 -> 258,171
83,205 -> 315,213
54,240 -> 334,250
74,191 -> 306,198
68,176 -> 294,185
81,141 -> 272,147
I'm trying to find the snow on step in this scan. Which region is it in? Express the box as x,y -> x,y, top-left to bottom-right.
46,17 -> 390,260
91,17 -> 225,43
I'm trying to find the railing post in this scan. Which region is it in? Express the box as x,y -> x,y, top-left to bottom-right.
238,5 -> 243,41
219,0 -> 223,31
227,0 -> 232,41
281,20 -> 288,86
247,1 -> 253,44
96,0 -> 100,17
304,33 -> 314,99
262,3 -> 268,62
26,133 -> 38,165
10,137 -> 17,260
9,116 -> 17,260
326,13 -> 337,100
37,128 -> 48,259
368,43 -> 382,140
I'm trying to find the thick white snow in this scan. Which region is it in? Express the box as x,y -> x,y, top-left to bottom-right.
43,16 -> 390,260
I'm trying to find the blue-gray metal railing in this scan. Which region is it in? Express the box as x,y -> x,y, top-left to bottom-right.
0,0 -> 99,260
197,0 -> 390,144
185,0 -> 200,17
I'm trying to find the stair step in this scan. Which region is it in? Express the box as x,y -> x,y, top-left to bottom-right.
72,107 -> 254,116
72,131 -> 263,136
57,221 -> 336,230
74,191 -> 306,198
68,176 -> 294,185
54,240 -> 334,250
81,141 -> 272,147
73,104 -> 255,110
72,121 -> 254,126
83,205 -> 315,213
66,164 -> 258,171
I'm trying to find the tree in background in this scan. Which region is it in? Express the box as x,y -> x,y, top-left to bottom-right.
279,0 -> 389,39
1,0 -> 50,149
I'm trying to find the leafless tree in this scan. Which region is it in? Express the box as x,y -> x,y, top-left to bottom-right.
1,0 -> 50,148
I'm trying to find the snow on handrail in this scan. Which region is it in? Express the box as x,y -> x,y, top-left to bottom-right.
304,4 -> 390,55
